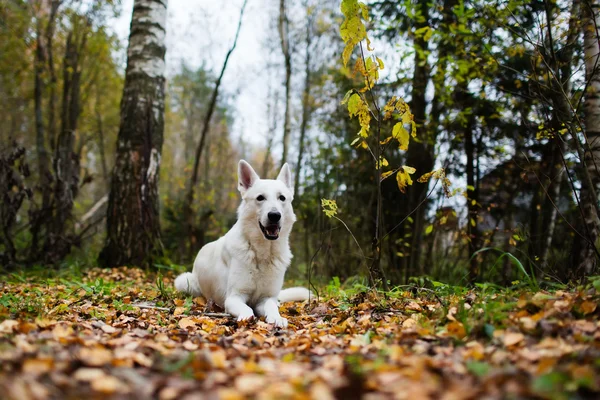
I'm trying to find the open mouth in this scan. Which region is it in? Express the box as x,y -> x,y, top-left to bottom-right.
259,221 -> 281,240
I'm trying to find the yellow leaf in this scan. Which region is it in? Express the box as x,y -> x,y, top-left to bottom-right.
358,2 -> 369,21
380,136 -> 392,145
377,156 -> 389,169
340,16 -> 366,66
340,0 -> 359,16
425,225 -> 433,235
392,122 -> 410,151
347,93 -> 363,117
381,170 -> 395,181
383,96 -> 397,120
342,44 -> 354,67
321,198 -> 338,218
396,166 -> 416,193
341,89 -> 353,104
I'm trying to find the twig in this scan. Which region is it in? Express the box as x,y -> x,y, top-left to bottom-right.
132,304 -> 170,311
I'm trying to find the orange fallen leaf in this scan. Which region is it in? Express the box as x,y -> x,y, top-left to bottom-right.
580,300 -> 597,315
22,358 -> 53,376
447,321 -> 467,339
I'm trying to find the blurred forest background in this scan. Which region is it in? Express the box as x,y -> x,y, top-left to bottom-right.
1,0 -> 599,287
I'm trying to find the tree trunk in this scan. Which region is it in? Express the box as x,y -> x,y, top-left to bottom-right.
45,18 -> 89,262
99,0 -> 168,268
465,118 -> 480,283
278,0 -> 292,168
46,1 -> 60,152
31,12 -> 53,258
395,0 -> 432,281
262,81 -> 279,177
573,0 -> 600,277
95,87 -> 110,186
294,9 -> 312,196
181,0 -> 246,257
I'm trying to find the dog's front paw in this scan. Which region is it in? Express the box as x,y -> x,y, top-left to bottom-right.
236,311 -> 255,322
266,316 -> 288,328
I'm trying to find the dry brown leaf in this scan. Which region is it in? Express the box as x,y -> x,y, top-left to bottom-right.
22,358 -> 53,376
90,375 -> 127,394
78,346 -> 113,366
503,332 -> 525,347
0,319 -> 19,333
73,368 -> 106,382
235,374 -> 266,395
179,317 -> 196,330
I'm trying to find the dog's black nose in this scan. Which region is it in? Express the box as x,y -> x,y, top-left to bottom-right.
268,211 -> 281,223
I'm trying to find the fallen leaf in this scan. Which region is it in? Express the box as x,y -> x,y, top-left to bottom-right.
22,358 -> 53,376
74,368 -> 106,382
503,332 -> 525,347
90,375 -> 127,394
179,317 -> 196,330
78,347 -> 113,366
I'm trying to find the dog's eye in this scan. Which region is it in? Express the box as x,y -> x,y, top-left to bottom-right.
279,195 -> 286,202
257,195 -> 265,201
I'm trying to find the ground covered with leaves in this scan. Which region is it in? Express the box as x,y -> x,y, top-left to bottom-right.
0,268 -> 599,399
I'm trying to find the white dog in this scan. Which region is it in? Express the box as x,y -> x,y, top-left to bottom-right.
174,160 -> 310,327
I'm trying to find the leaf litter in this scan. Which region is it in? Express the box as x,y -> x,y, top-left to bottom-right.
0,267 -> 599,399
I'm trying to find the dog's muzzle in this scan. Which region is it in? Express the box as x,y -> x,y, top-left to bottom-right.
259,221 -> 281,240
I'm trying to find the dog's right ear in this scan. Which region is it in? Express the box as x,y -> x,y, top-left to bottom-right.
238,160 -> 260,195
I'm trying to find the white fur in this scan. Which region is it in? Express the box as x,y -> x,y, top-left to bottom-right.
174,160 -> 310,328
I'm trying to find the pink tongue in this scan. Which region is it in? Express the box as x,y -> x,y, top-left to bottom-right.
267,226 -> 278,235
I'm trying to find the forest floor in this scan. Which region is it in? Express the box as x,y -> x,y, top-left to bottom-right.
0,267 -> 599,400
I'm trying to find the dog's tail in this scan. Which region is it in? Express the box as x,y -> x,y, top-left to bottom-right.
174,272 -> 202,297
278,287 -> 312,303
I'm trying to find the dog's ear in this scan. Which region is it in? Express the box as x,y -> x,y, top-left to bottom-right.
238,160 -> 260,194
277,163 -> 293,193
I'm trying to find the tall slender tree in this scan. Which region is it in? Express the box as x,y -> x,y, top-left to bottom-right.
278,0 -> 292,167
574,0 -> 600,277
99,0 -> 168,268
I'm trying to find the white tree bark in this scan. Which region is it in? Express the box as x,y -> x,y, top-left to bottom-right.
100,0 -> 168,268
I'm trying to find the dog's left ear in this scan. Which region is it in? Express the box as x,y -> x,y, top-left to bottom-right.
277,163 -> 293,193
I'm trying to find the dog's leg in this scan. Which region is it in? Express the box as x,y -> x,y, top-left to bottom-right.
256,297 -> 288,328
225,294 -> 254,322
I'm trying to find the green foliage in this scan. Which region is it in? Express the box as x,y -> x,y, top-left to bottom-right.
471,248 -> 538,290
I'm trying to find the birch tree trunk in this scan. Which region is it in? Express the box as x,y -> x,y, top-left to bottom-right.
574,0 -> 600,277
99,0 -> 168,268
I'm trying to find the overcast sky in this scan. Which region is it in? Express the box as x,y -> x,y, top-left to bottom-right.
110,0 -> 273,148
